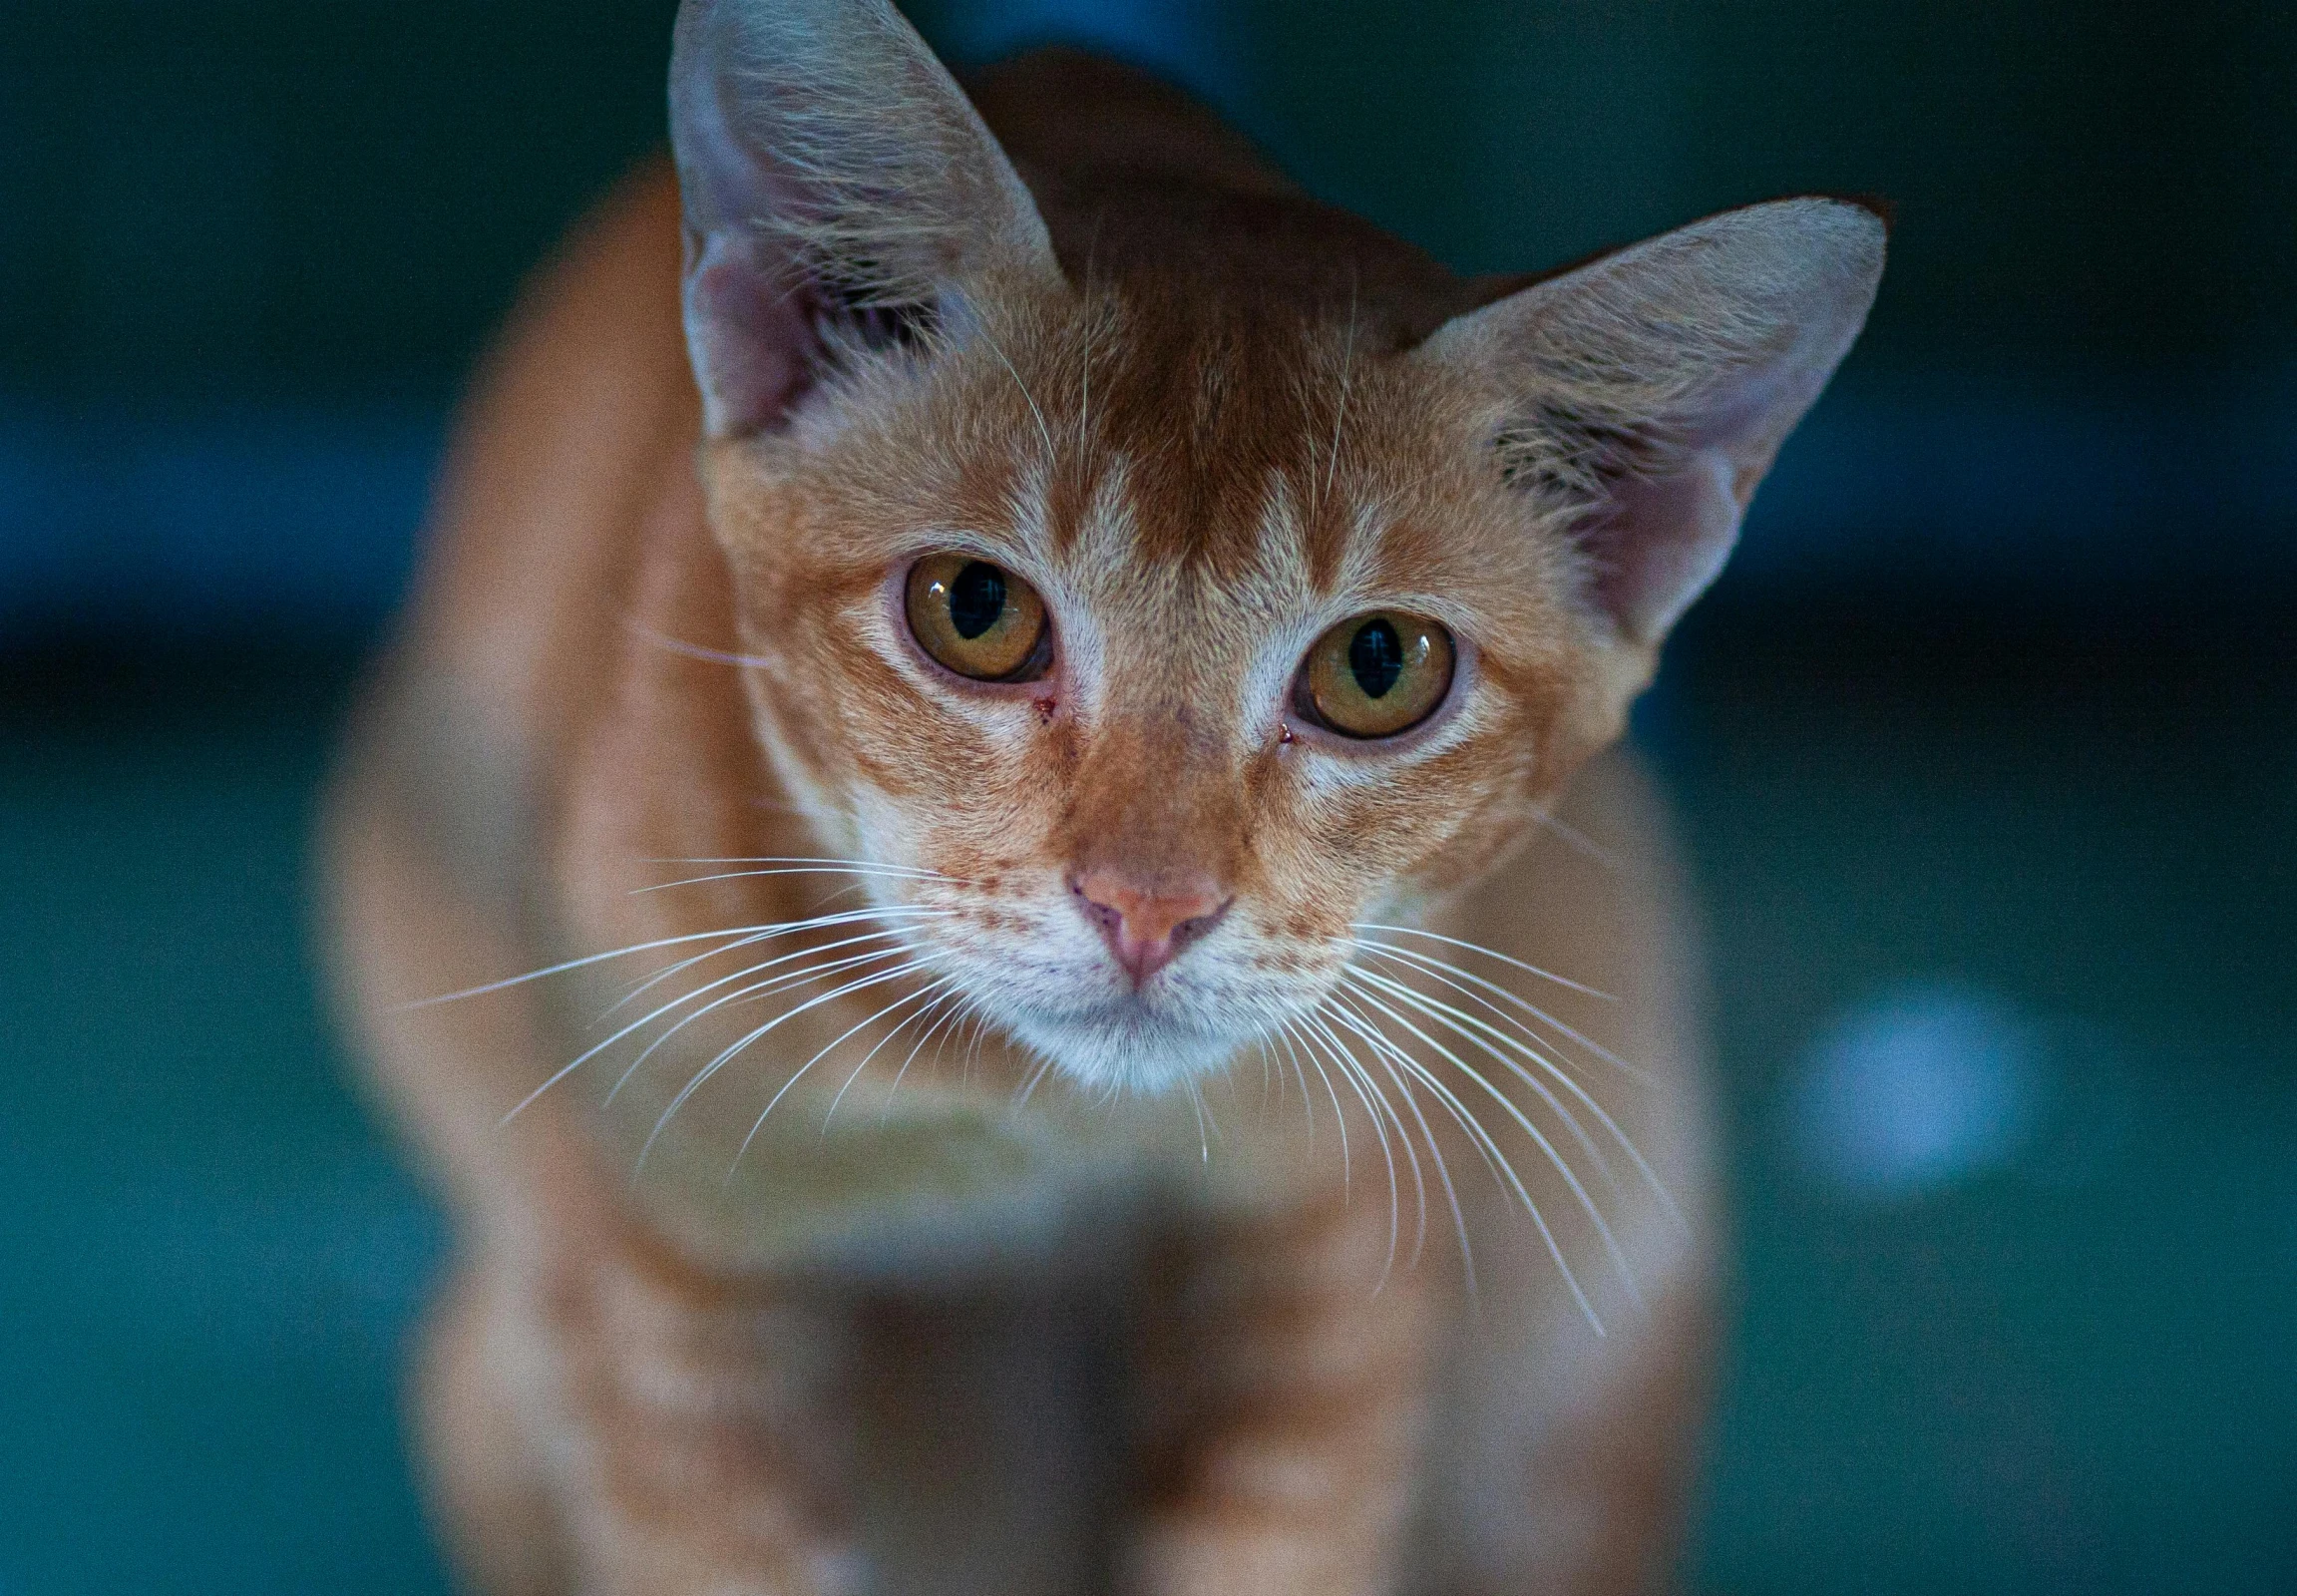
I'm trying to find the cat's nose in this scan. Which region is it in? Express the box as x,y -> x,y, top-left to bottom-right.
1070,870 -> 1231,986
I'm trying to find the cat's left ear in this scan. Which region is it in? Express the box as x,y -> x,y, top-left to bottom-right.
669,0 -> 1064,438
1420,198 -> 1885,647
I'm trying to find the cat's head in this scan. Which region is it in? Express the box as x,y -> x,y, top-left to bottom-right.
669,0 -> 1882,1093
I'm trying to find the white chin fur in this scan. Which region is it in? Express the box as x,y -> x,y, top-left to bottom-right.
1006,1006 -> 1247,1096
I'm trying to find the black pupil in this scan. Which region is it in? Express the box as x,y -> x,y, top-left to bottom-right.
949,562 -> 1006,639
1348,618 -> 1405,699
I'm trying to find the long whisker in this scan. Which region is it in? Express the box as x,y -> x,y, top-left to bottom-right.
1321,274 -> 1358,508
626,620 -> 773,670
641,958 -> 937,1172
1287,1014 -> 1354,1187
1353,963 -> 1625,1198
1338,1038 -> 1424,1274
964,1005 -> 992,1082
954,1009 -> 978,1088
1339,982 -> 1622,1328
977,321 -> 1056,464
1342,982 -> 1593,1233
1530,808 -> 1621,872
731,974 -> 951,1181
631,865 -> 958,895
1348,923 -> 1615,1002
880,991 -> 973,1125
1013,1049 -> 1059,1112
931,1002 -> 978,1093
607,941 -> 923,1112
1320,1002 -> 1463,1294
499,925 -> 935,1124
400,925 -> 778,1010
1293,1011 -> 1409,1286
1335,997 -> 1584,1318
819,976 -> 959,1140
1347,973 -> 1644,1309
644,856 -> 956,876
1350,955 -> 1683,1231
1345,937 -> 1612,1090
599,906 -> 952,1021
1348,937 -> 1653,1087
1273,1019 -> 1319,1145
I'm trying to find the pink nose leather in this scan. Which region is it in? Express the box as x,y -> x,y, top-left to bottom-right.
1071,870 -> 1231,985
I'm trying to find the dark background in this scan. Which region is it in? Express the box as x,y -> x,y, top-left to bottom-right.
3,2 -> 2293,1592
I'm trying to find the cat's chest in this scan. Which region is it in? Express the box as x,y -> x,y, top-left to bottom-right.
598,1076 -> 1227,1281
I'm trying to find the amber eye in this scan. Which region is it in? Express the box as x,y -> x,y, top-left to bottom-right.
904,554 -> 1052,682
1294,611 -> 1456,739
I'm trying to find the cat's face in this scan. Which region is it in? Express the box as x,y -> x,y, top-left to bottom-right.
670,0 -> 1881,1094
707,294 -> 1610,1091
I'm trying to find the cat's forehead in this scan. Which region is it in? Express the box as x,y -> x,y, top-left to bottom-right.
993,293 -> 1474,600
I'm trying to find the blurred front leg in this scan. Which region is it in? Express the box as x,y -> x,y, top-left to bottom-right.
548,1243 -> 865,1596
1128,1194 -> 1438,1596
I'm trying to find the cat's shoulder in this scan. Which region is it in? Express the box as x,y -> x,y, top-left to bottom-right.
1441,745 -> 1706,1091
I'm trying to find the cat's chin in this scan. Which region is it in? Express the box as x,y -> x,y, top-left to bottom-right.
1004,1005 -> 1251,1097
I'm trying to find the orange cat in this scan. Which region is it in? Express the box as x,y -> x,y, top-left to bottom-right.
321,3 -> 1882,1590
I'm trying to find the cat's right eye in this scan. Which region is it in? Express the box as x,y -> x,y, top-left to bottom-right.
904,555 -> 1053,682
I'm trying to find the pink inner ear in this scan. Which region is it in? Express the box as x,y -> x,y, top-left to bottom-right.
1574,352 -> 1832,643
1439,199 -> 1885,647
684,234 -> 818,439
1580,449 -> 1741,645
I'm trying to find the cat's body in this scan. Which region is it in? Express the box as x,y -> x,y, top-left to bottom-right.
324,11 -> 1878,1593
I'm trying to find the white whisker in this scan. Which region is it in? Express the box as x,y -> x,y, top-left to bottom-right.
401,925 -> 774,1010
1353,965 -> 1623,1190
1273,1019 -> 1319,1144
978,322 -> 1056,464
1338,984 -> 1620,1329
643,856 -> 955,876
630,865 -> 954,895
1348,937 -> 1653,1087
1013,1049 -> 1059,1112
599,906 -> 952,1021
881,992 -> 972,1125
820,976 -> 958,1140
1348,923 -> 1615,1001
1322,274 -> 1357,506
962,1005 -> 990,1085
615,941 -> 923,1112
1294,1011 -> 1410,1286
499,929 -> 931,1124
638,959 -> 937,1172
1287,1015 -> 1354,1185
1351,957 -> 1684,1232
597,935 -> 933,1105
625,620 -> 773,670
1530,808 -> 1621,872
730,972 -> 950,1180
1320,1002 -> 1463,1294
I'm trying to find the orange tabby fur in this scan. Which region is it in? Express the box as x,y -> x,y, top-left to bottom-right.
322,9 -> 1879,1592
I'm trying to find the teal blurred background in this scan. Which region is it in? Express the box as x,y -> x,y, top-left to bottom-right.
2,2 -> 2292,1591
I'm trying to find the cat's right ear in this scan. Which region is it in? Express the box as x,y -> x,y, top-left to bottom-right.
669,0 -> 1063,438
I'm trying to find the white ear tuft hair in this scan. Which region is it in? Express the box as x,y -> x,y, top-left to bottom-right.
1422,198 -> 1886,645
669,0 -> 1062,437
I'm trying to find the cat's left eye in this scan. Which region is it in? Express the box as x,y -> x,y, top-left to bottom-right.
904,554 -> 1053,682
1292,610 -> 1456,740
